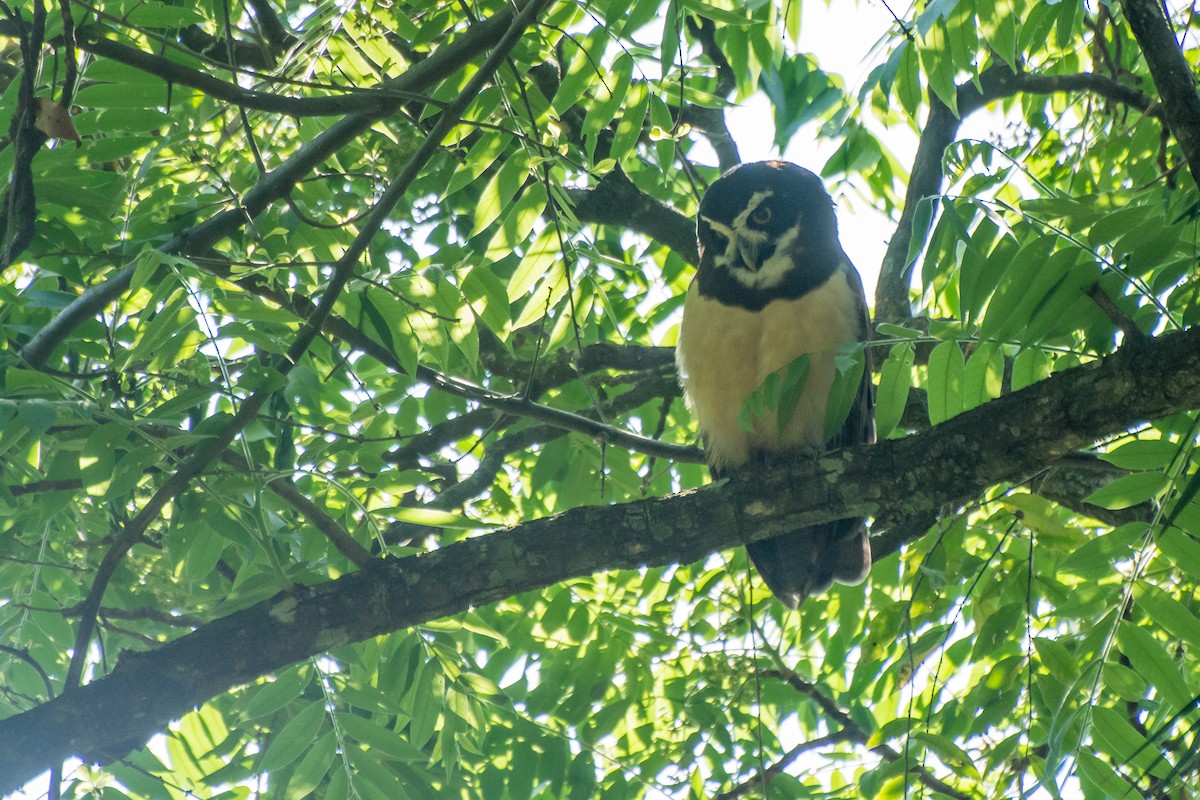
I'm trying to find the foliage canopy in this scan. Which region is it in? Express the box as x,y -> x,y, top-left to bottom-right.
2,0 -> 1200,798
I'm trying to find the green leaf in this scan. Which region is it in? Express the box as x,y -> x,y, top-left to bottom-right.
681,0 -> 751,25
337,713 -> 429,761
1034,636 -> 1080,679
1076,751 -> 1141,800
979,237 -> 1061,343
776,355 -> 811,435
486,182 -> 548,261
912,732 -> 981,780
1083,472 -> 1169,510
962,341 -> 1003,412
407,662 -> 440,750
875,322 -> 924,339
895,41 -> 923,118
581,53 -> 634,140
507,228 -> 560,303
1091,706 -> 1172,780
286,731 -> 338,800
473,151 -> 531,236
1134,583 -> 1200,651
1103,661 -> 1149,702
926,340 -> 965,425
126,2 -> 206,27
906,196 -> 938,266
244,668 -> 313,720
919,21 -> 960,117
443,134 -> 506,199
981,0 -> 1018,69
1060,524 -> 1145,576
1055,0 -> 1080,48
382,506 -> 495,530
1011,347 -> 1050,391
259,702 -> 327,773
80,423 -> 127,498
552,26 -> 607,115
875,342 -> 913,439
1116,621 -> 1193,711
609,82 -> 649,164
1157,527 -> 1200,579
824,345 -> 865,442
17,399 -> 57,436
1100,439 -> 1178,471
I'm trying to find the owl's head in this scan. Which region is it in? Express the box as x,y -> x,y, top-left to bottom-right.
696,161 -> 842,301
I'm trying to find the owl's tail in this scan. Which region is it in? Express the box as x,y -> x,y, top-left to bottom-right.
745,519 -> 871,609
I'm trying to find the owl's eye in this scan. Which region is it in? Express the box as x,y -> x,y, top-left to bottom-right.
750,205 -> 772,225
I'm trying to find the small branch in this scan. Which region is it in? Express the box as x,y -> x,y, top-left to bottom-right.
684,16 -> 735,97
1035,455 -> 1156,528
71,29 -> 397,116
682,105 -> 740,173
0,0 -> 48,267
421,372 -> 692,512
682,15 -> 740,171
387,408 -> 505,467
91,607 -> 206,629
9,479 -> 82,496
0,644 -> 55,700
265,477 -> 373,567
1087,282 -> 1148,345
875,93 -> 958,323
713,731 -> 854,800
759,668 -> 972,800
245,0 -> 297,52
57,0 -> 78,110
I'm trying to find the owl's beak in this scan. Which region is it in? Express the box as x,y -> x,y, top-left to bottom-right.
736,238 -> 761,272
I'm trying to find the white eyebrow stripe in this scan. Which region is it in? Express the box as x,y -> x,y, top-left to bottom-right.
731,189 -> 774,229
700,215 -> 735,238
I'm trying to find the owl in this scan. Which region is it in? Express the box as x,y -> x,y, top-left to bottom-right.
676,160 -> 875,608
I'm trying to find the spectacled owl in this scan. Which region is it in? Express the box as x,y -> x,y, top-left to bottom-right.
676,160 -> 875,608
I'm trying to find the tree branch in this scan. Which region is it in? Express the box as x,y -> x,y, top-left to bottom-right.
70,29 -> 402,116
1118,0 -> 1200,187
756,668 -> 972,800
566,167 -> 699,264
3,325 -> 1200,789
714,731 -> 855,800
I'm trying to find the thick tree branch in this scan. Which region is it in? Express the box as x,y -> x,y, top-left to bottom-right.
3,326 -> 1200,789
1119,0 -> 1200,187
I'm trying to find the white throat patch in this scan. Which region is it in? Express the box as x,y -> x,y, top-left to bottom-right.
731,224 -> 801,290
